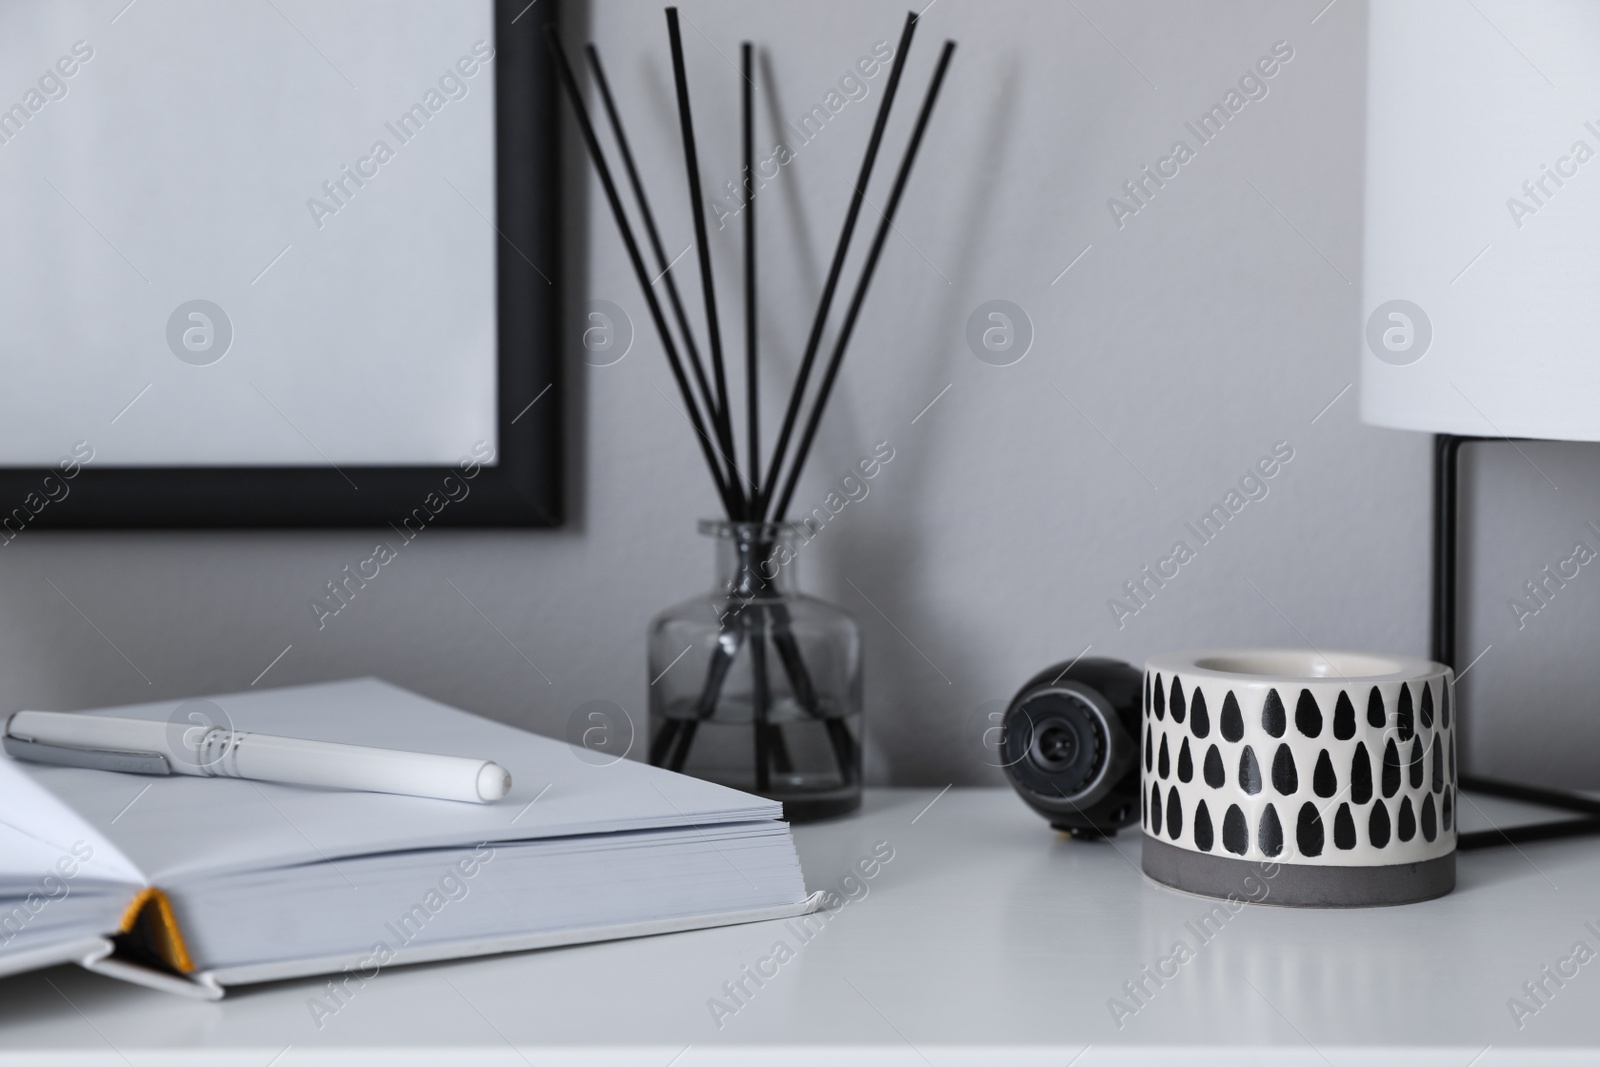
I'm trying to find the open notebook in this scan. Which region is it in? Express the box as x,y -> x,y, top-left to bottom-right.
0,679 -> 814,999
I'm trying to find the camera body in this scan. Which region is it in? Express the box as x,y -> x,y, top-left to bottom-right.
999,657 -> 1143,838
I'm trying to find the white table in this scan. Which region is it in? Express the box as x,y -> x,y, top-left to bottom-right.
3,787 -> 1598,1065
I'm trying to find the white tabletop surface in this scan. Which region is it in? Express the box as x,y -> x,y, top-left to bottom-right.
3,787 -> 1598,1065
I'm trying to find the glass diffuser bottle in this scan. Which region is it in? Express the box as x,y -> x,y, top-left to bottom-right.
648,520 -> 862,821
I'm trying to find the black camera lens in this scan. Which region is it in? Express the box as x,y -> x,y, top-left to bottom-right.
1032,722 -> 1079,770
1003,692 -> 1107,803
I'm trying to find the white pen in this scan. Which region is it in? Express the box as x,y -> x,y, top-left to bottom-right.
2,711 -> 512,804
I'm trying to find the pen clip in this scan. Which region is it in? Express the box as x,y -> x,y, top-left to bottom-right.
1,735 -> 172,776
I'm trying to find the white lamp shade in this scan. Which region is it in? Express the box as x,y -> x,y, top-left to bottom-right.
1362,0 -> 1600,440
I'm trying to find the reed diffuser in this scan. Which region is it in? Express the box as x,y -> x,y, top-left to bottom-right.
549,11 -> 955,820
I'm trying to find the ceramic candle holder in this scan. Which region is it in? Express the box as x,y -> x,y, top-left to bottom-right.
1140,649 -> 1456,907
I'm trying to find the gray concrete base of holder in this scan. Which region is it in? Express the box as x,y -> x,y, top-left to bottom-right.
1140,836 -> 1456,908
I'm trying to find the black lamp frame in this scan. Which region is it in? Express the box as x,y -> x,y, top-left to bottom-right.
1435,434 -> 1600,848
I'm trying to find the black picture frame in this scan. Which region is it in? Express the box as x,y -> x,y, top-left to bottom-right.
1,0 -> 561,529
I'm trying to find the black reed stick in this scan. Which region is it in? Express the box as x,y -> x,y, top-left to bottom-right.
767,598 -> 857,777
770,41 -> 956,521
747,615 -> 771,793
585,45 -> 724,458
741,41 -> 778,790
545,29 -> 741,518
667,629 -> 740,771
669,597 -> 850,784
755,11 -> 919,522
742,42 -> 760,505
749,608 -> 792,779
649,716 -> 680,766
666,8 -> 746,514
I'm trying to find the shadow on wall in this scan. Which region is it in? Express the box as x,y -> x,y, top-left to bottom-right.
561,0 -> 595,533
824,58 -> 1022,787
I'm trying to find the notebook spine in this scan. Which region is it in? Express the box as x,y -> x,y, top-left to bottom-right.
118,886 -> 196,974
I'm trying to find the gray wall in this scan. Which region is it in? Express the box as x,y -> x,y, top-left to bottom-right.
1460,441 -> 1600,790
22,0 -> 1564,788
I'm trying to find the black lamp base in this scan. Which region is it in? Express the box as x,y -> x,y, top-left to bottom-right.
1456,774 -> 1600,849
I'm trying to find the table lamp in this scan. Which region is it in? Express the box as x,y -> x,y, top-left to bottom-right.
1362,0 -> 1600,844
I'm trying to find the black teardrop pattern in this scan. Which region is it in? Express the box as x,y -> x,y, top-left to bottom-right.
1221,692 -> 1244,741
1297,802 -> 1324,857
1258,804 -> 1283,857
1350,742 -> 1372,804
1367,686 -> 1386,728
1144,673 -> 1151,717
1223,805 -> 1249,854
1141,786 -> 1148,828
1239,745 -> 1263,795
1262,689 -> 1286,738
1334,803 -> 1357,850
1271,744 -> 1298,795
1295,689 -> 1322,737
1398,796 -> 1416,842
1190,689 -> 1210,738
1382,739 -> 1401,798
1333,692 -> 1356,740
1222,694 -> 1248,742
1369,800 -> 1391,848
1194,800 -> 1214,851
1147,680 -> 1457,856
1313,750 -> 1337,798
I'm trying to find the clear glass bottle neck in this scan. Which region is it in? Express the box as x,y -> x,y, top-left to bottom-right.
708,524 -> 797,598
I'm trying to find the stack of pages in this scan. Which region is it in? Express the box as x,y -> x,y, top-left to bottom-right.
0,679 -> 813,999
